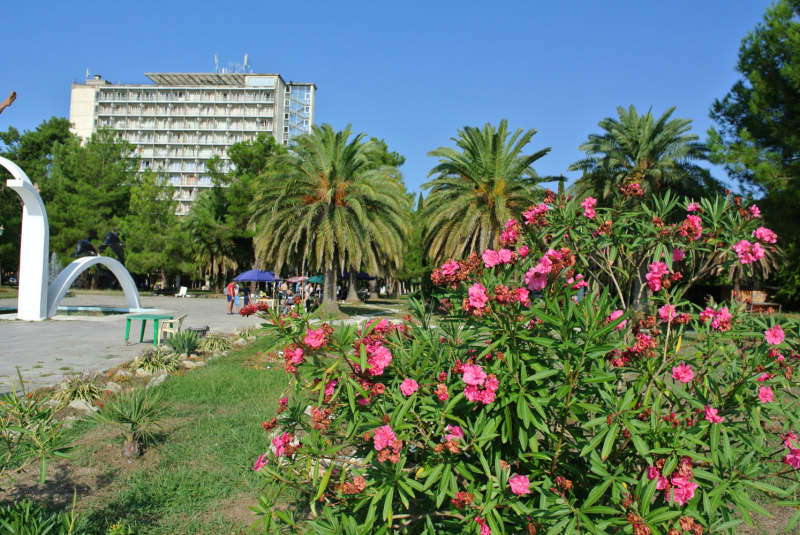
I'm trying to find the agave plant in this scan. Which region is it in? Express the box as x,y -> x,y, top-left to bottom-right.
87,388 -> 169,458
164,330 -> 200,355
53,372 -> 104,405
128,347 -> 181,374
199,332 -> 233,352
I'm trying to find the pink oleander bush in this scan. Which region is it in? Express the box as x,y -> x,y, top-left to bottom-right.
248,188 -> 800,535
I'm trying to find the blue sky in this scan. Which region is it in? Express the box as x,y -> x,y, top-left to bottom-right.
1,0 -> 772,194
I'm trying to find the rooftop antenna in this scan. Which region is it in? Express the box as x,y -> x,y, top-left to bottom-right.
228,61 -> 240,73
214,54 -> 219,73
86,69 -> 90,79
243,54 -> 249,73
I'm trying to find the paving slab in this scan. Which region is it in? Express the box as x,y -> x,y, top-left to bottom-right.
0,293 -> 263,390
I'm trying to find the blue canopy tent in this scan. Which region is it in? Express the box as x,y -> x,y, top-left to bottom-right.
233,270 -> 281,282
338,271 -> 375,281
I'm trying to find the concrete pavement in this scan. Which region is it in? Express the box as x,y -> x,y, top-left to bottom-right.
0,293 -> 264,390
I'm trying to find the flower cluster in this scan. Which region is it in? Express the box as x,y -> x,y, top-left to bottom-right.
370,425 -> 403,463
753,226 -> 777,244
677,215 -> 703,241
522,203 -> 549,227
698,305 -> 732,332
460,364 -> 499,404
431,252 -> 483,289
581,196 -> 597,218
272,432 -> 297,457
482,248 -> 516,268
524,248 -> 575,291
499,218 -> 521,246
733,240 -> 765,265
620,182 -> 644,197
645,262 -> 671,292
647,456 -> 699,506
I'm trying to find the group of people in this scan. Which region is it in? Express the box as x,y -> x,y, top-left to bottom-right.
225,281 -> 251,314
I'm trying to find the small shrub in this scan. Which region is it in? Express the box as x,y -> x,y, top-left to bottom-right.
199,332 -> 233,352
87,388 -> 170,458
164,330 -> 200,355
129,347 -> 180,373
53,372 -> 103,405
0,497 -> 84,534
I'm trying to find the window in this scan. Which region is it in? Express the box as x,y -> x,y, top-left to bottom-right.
284,113 -> 289,120
305,106 -> 310,113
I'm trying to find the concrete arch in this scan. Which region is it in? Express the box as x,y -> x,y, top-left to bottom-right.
47,256 -> 143,318
1,156 -> 49,320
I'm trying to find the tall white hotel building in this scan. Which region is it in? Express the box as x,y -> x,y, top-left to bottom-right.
69,72 -> 316,215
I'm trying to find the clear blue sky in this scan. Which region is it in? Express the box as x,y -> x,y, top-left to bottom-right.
1,0 -> 772,194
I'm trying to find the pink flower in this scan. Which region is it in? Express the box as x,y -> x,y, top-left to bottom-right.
753,227 -> 777,244
659,304 -> 677,323
785,448 -> 800,469
475,517 -> 492,535
567,274 -> 589,290
656,476 -> 669,490
464,385 -> 482,402
673,248 -> 686,262
498,248 -> 513,264
517,287 -> 530,303
440,259 -> 459,276
367,345 -> 393,376
749,205 -> 761,218
758,386 -> 774,404
468,284 -> 489,309
686,202 -> 701,212
669,477 -> 699,506
305,328 -> 326,348
508,475 -> 531,496
373,425 -> 397,451
581,196 -> 597,218
734,240 -> 765,265
480,389 -> 497,404
253,454 -> 268,472
518,245 -> 530,257
646,262 -> 670,292
445,425 -> 464,442
287,348 -> 304,364
672,363 -> 694,384
482,249 -> 500,268
704,405 -> 724,424
324,380 -> 338,396
524,268 -> 547,291
608,310 -> 627,330
765,325 -> 785,345
436,384 -> 449,401
400,379 -> 418,396
646,466 -> 660,480
272,432 -> 294,457
783,433 -> 798,448
279,396 -> 288,406
462,365 -> 487,386
757,373 -> 771,382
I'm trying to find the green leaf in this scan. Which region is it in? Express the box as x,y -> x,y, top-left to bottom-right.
601,423 -> 618,461
583,478 -> 613,509
314,462 -> 334,501
580,428 -> 609,457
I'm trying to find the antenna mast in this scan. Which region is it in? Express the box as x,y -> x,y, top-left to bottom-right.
214,54 -> 219,73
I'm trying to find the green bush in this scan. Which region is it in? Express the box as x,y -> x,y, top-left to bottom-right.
164,330 -> 200,355
0,498 -> 84,534
250,190 -> 800,534
199,332 -> 233,352
87,388 -> 169,458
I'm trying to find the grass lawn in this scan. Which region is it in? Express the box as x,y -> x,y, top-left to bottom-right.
3,337 -> 290,534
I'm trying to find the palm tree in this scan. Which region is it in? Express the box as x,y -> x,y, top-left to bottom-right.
422,120 -> 551,264
252,124 -> 410,312
184,192 -> 240,293
570,106 -> 720,201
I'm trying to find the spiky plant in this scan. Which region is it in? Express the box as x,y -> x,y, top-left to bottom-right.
53,372 -> 104,405
199,332 -> 234,352
129,347 -> 181,373
164,330 -> 200,355
87,388 -> 169,458
422,120 -> 552,264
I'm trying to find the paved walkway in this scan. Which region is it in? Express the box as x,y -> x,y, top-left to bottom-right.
0,294 -> 264,390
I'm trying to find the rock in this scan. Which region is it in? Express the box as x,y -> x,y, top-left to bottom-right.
212,349 -> 221,356
247,336 -> 256,342
68,399 -> 97,413
135,369 -> 152,378
114,369 -> 132,379
194,360 -> 206,368
233,338 -> 247,347
189,354 -> 199,359
182,360 -> 197,369
147,374 -> 169,389
104,381 -> 122,394
179,353 -> 189,360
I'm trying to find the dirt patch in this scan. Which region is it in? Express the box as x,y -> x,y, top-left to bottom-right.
737,502 -> 799,534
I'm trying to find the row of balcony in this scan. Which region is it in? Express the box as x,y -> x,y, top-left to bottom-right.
97,107 -> 275,117
98,93 -> 274,103
99,121 -> 274,132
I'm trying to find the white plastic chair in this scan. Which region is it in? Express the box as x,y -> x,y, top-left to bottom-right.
158,315 -> 187,345
175,286 -> 187,298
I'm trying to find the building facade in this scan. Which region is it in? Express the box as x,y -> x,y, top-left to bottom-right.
69,72 -> 316,214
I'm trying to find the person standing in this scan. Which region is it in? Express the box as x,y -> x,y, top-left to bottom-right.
226,281 -> 235,314
244,285 -> 251,307
233,283 -> 241,313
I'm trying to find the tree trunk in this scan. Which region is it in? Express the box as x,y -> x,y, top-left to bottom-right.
630,263 -> 650,318
161,268 -> 169,290
368,279 -> 379,300
346,270 -> 359,302
733,267 -> 742,299
318,267 -> 340,314
396,280 -> 401,300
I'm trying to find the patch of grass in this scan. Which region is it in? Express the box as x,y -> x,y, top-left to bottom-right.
338,305 -> 390,317
64,337 -> 290,533
59,367 -> 71,371
32,365 -> 42,369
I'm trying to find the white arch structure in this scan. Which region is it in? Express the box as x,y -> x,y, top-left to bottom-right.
1,156 -> 142,320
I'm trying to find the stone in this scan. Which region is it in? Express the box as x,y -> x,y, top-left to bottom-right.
114,369 -> 132,379
179,353 -> 189,360
135,369 -> 152,378
147,374 -> 169,389
194,360 -> 206,367
104,381 -> 122,394
247,336 -> 256,342
233,338 -> 247,347
189,354 -> 199,359
182,360 -> 197,369
68,399 -> 97,413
